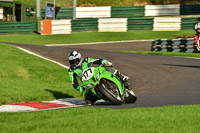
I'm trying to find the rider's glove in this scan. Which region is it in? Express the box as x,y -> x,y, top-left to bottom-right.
101,60 -> 108,67
101,60 -> 107,64
77,86 -> 84,93
102,63 -> 106,67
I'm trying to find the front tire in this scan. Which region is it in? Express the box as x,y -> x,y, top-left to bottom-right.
98,80 -> 123,105
124,89 -> 137,103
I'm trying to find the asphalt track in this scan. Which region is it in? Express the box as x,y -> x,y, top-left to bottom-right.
7,41 -> 200,109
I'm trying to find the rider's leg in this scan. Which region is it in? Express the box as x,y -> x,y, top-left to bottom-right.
105,66 -> 131,89
85,89 -> 99,105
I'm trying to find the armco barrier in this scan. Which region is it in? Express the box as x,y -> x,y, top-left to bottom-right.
40,4 -> 200,20
0,22 -> 33,34
98,18 -> 127,32
145,4 -> 180,16
41,19 -> 71,35
128,18 -> 153,30
56,8 -> 73,19
71,18 -> 98,32
76,6 -> 111,18
0,7 -> 3,20
180,5 -> 200,15
181,17 -> 200,30
151,38 -> 199,53
111,6 -> 144,18
39,17 -> 200,35
153,17 -> 181,31
41,8 -> 73,19
51,20 -> 71,34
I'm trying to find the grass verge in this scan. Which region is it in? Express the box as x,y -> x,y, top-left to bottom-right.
0,43 -> 82,105
0,105 -> 200,133
114,50 -> 200,58
0,30 -> 195,45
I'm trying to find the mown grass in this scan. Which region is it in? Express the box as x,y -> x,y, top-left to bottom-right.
0,30 -> 199,133
0,43 -> 83,105
114,50 -> 200,58
0,105 -> 200,133
0,30 -> 195,45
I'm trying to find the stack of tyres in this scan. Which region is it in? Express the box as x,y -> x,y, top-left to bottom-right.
185,38 -> 199,53
151,39 -> 173,52
151,38 -> 200,53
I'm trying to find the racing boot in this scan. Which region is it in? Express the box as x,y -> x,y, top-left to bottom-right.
114,70 -> 131,90
85,89 -> 99,105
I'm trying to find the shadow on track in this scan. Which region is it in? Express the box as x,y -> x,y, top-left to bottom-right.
163,64 -> 200,69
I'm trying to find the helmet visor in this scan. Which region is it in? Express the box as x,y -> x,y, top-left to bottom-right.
69,58 -> 80,66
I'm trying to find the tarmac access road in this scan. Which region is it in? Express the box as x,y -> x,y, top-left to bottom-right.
7,41 -> 200,109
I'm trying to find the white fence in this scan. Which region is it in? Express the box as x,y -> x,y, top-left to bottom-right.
51,20 -> 71,34
145,4 -> 180,16
76,6 -> 111,18
98,18 -> 127,32
0,7 -> 3,20
153,17 -> 181,31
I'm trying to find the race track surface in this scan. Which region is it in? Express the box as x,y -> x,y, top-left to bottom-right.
7,41 -> 200,109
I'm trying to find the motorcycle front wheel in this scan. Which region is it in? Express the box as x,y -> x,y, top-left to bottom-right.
98,79 -> 123,105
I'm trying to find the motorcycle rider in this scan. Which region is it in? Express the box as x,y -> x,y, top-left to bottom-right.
194,22 -> 200,51
68,51 -> 131,105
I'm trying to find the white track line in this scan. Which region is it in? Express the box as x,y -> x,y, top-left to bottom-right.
45,40 -> 152,47
180,56 -> 200,60
17,47 -> 69,69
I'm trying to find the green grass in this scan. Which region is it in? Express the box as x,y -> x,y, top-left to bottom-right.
0,30 -> 195,45
114,50 -> 200,58
0,30 -> 200,133
0,43 -> 83,105
0,105 -> 200,133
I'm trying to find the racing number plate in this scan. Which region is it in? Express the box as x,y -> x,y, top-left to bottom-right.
82,67 -> 94,81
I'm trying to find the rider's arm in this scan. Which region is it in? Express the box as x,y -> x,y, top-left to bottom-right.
85,57 -> 112,66
68,68 -> 83,92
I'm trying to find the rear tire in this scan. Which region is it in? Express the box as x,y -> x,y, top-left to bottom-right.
98,81 -> 123,105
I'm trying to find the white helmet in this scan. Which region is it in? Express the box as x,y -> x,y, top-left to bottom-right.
195,22 -> 200,33
68,51 -> 82,68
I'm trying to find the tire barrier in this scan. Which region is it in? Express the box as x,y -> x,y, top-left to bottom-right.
151,38 -> 200,53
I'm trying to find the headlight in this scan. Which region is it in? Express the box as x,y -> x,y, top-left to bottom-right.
84,83 -> 94,88
96,70 -> 101,81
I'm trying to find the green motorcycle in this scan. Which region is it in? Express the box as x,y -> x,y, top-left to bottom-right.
81,62 -> 137,105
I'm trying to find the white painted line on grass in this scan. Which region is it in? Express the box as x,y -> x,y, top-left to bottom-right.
45,40 -> 152,47
17,47 -> 69,69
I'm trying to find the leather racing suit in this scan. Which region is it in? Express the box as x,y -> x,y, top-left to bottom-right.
68,57 -> 129,104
